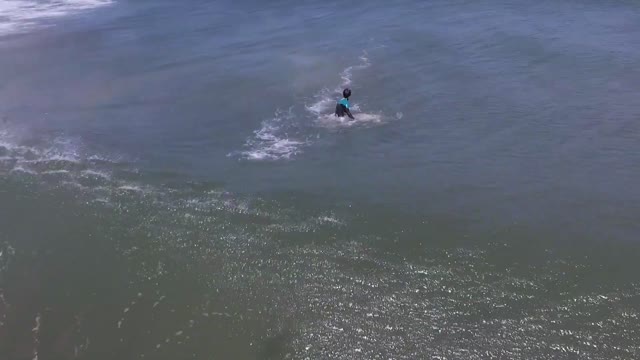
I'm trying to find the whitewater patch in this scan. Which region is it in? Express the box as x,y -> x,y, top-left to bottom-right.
0,131 -> 167,209
0,0 -> 112,36
235,108 -> 306,161
80,169 -> 111,180
314,112 -> 385,129
0,128 -> 144,201
234,51 -> 390,161
305,51 -> 395,130
304,52 -> 371,117
340,51 -> 371,87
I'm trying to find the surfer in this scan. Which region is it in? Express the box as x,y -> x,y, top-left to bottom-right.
334,88 -> 355,120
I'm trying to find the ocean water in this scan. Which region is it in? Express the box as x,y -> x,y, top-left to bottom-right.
1,0 -> 640,359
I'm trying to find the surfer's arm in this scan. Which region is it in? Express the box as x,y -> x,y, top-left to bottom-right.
344,107 -> 355,120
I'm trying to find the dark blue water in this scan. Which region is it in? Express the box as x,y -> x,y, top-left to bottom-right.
1,0 -> 640,359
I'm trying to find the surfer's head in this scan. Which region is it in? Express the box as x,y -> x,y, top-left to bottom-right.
343,88 -> 351,99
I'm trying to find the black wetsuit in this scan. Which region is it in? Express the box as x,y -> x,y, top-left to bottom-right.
334,97 -> 355,119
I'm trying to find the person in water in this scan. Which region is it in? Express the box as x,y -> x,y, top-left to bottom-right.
335,88 -> 355,120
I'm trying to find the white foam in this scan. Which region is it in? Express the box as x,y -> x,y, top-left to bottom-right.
10,165 -> 36,174
241,138 -> 304,161
0,135 -> 27,154
315,112 -> 384,129
237,109 -> 305,161
31,314 -> 41,360
0,129 -> 127,194
81,169 -> 111,180
318,216 -> 343,225
31,313 -> 41,332
118,185 -> 143,192
340,52 -> 371,87
42,169 -> 70,175
0,132 -> 83,165
305,90 -> 336,115
234,52 -> 380,160
304,52 -> 369,117
60,180 -> 87,189
88,154 -> 121,163
0,0 -> 113,36
21,155 -> 79,164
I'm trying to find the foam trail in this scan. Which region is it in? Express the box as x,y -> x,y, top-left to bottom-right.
118,184 -> 144,192
339,51 -> 371,87
42,169 -> 71,175
0,0 -> 113,36
315,113 -> 384,129
10,166 -> 37,175
81,169 -> 111,180
236,108 -> 305,161
32,314 -> 41,360
305,91 -> 336,115
234,51 -> 379,160
305,52 -> 371,116
306,52 -> 388,129
0,125 -> 143,208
